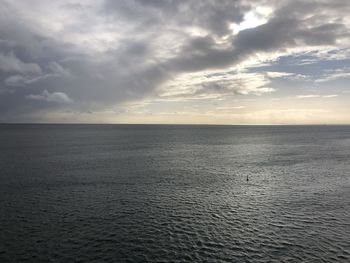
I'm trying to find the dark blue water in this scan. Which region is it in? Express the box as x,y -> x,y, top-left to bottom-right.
0,124 -> 349,262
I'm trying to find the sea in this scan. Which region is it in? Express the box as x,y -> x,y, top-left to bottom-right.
0,124 -> 349,262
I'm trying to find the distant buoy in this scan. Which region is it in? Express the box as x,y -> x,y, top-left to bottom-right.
246,175 -> 249,182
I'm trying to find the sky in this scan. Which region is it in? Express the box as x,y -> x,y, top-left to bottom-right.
0,0 -> 349,124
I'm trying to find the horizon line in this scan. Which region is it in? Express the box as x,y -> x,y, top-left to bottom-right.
1,122 -> 350,126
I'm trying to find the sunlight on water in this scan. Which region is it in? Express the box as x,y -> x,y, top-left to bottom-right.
0,125 -> 349,262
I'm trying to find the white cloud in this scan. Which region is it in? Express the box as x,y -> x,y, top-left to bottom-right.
316,68 -> 350,83
323,94 -> 338,98
0,53 -> 42,74
4,75 -> 25,87
295,94 -> 339,99
216,106 -> 245,110
48,62 -> 71,77
26,90 -> 73,104
3,61 -> 70,87
4,74 -> 53,87
157,70 -> 274,101
296,95 -> 320,99
266,71 -> 294,78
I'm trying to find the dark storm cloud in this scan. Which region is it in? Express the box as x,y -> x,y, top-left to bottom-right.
0,0 -> 349,121
169,1 -> 349,73
103,0 -> 248,36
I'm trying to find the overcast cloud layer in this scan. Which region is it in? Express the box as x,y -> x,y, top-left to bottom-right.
0,0 -> 349,123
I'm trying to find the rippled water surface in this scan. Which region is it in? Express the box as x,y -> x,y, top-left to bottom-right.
0,124 -> 350,262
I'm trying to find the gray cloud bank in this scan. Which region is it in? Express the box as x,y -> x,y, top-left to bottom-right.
0,0 -> 349,121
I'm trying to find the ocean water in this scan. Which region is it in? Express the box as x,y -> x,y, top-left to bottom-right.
0,124 -> 349,262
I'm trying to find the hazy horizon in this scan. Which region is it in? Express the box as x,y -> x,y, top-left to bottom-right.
2,122 -> 350,126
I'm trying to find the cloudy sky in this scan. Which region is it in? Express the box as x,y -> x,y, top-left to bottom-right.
0,0 -> 349,124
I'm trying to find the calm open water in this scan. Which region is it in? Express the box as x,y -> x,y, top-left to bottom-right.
0,124 -> 349,262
